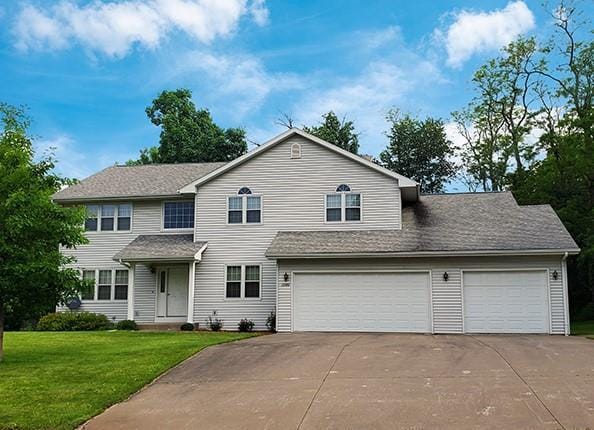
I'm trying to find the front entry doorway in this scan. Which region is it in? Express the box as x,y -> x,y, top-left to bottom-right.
156,266 -> 188,320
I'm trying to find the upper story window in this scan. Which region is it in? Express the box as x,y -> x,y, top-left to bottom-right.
85,204 -> 132,232
326,184 -> 361,222
228,188 -> 261,224
163,201 -> 194,230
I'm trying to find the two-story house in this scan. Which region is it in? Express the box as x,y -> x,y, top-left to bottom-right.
53,128 -> 579,334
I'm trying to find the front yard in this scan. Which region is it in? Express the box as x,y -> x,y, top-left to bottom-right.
571,320 -> 594,336
0,331 -> 256,430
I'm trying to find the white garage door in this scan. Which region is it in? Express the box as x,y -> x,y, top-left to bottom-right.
463,271 -> 549,333
293,272 -> 431,332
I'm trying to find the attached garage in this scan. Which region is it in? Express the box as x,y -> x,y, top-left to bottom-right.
292,272 -> 431,332
463,270 -> 549,333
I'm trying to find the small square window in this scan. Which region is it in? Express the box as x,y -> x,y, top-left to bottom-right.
164,201 -> 194,229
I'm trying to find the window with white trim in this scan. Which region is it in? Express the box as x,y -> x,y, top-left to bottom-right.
326,185 -> 361,222
97,270 -> 112,300
228,188 -> 261,224
81,270 -> 95,300
163,201 -> 194,229
290,143 -> 301,159
225,265 -> 261,299
81,268 -> 129,301
85,204 -> 132,232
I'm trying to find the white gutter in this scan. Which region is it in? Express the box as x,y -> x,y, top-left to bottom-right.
266,248 -> 581,260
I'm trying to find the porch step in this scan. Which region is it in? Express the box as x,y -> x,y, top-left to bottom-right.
137,323 -> 187,331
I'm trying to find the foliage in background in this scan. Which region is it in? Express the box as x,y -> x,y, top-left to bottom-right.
303,111 -> 360,154
380,110 -> 457,194
453,1 -> 593,313
128,88 -> 248,165
0,103 -> 88,361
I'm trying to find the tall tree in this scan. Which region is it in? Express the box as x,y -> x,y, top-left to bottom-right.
129,89 -> 248,164
453,37 -> 542,191
303,111 -> 360,154
380,110 -> 457,194
511,1 -> 594,310
0,103 -> 88,360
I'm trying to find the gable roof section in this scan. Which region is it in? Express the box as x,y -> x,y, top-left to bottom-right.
265,192 -> 579,257
178,128 -> 419,195
53,162 -> 226,202
113,234 -> 207,262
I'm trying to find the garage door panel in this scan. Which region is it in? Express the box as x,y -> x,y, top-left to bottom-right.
293,272 -> 430,333
464,271 -> 549,334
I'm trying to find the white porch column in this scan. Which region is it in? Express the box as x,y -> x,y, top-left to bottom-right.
187,261 -> 196,323
127,263 -> 135,320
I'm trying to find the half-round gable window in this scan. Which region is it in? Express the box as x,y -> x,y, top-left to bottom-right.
238,187 -> 252,195
336,184 -> 351,192
290,143 -> 302,159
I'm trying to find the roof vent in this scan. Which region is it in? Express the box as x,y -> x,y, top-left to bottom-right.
290,143 -> 301,159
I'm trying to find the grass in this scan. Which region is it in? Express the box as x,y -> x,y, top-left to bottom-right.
571,320 -> 594,336
0,331 -> 256,430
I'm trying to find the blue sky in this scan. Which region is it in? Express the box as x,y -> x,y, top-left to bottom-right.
1,0 -> 589,188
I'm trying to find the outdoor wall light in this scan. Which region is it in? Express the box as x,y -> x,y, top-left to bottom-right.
443,272 -> 449,282
552,270 -> 559,280
284,272 -> 289,282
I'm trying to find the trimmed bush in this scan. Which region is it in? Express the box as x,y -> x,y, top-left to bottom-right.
238,318 -> 254,332
180,322 -> 195,331
115,320 -> 138,331
36,312 -> 113,331
574,303 -> 594,322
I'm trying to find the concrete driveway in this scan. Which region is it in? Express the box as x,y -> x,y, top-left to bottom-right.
83,333 -> 594,429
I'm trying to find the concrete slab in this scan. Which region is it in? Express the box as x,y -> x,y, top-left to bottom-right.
82,333 -> 594,430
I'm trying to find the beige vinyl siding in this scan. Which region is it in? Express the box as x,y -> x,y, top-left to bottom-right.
276,255 -> 566,334
60,200 -> 168,321
194,135 -> 401,330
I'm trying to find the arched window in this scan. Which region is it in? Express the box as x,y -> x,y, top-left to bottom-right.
290,143 -> 302,159
336,184 -> 351,192
238,187 -> 252,195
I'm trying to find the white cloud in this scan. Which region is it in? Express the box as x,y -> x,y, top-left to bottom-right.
437,1 -> 535,68
169,50 -> 303,119
13,0 -> 269,57
35,134 -> 92,179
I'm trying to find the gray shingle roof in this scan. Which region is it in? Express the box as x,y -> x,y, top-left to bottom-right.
266,192 -> 579,257
53,163 -> 226,201
113,234 -> 207,262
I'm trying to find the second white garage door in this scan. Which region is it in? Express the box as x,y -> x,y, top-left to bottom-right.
293,272 -> 431,332
463,270 -> 549,333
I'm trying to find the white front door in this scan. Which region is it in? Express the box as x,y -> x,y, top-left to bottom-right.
156,267 -> 188,319
293,272 -> 431,332
463,270 -> 549,333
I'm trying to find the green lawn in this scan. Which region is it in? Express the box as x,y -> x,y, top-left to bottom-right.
571,320 -> 594,336
0,331 -> 256,430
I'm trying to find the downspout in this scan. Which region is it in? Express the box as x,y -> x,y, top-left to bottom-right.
562,252 -> 570,336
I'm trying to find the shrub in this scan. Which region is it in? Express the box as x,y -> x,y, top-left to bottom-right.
574,302 -> 594,321
206,312 -> 223,331
180,322 -> 195,331
266,311 -> 276,332
36,312 -> 113,331
115,320 -> 138,330
238,318 -> 254,332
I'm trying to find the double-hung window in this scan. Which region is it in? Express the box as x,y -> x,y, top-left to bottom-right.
81,269 -> 129,301
163,201 -> 194,230
326,184 -> 361,222
225,265 -> 261,299
81,270 -> 96,300
85,204 -> 132,232
228,188 -> 261,224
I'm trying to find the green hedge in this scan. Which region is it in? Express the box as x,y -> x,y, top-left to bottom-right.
36,312 -> 113,331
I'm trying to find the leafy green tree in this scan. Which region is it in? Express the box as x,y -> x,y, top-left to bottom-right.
380,110 -> 457,194
511,1 -> 594,310
303,111 -> 360,154
129,89 -> 248,164
0,103 -> 88,360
